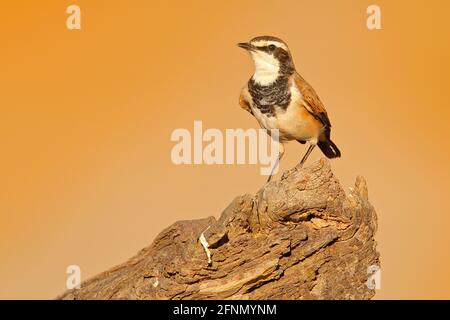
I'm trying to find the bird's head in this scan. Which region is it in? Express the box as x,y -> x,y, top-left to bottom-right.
238,36 -> 295,85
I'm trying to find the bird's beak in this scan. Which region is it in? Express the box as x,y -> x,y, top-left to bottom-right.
237,42 -> 254,52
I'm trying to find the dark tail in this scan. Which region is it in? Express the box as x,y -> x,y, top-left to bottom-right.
318,139 -> 341,159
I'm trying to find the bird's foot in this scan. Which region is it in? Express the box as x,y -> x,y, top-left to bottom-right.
295,163 -> 304,171
281,171 -> 290,180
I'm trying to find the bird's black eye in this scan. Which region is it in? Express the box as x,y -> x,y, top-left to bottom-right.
268,44 -> 276,51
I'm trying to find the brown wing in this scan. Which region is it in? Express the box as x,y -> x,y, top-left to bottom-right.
239,87 -> 253,115
293,72 -> 331,129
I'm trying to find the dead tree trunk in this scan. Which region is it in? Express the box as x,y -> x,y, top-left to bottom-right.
58,159 -> 379,300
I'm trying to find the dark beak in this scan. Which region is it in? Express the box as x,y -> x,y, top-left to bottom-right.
237,42 -> 254,51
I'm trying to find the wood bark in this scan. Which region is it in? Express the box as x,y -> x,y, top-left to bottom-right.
58,159 -> 379,300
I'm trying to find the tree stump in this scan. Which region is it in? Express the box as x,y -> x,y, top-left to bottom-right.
58,159 -> 379,300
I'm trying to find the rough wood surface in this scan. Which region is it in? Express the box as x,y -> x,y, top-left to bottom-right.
58,159 -> 379,300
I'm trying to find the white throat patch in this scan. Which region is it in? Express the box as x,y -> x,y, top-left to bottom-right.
250,51 -> 280,86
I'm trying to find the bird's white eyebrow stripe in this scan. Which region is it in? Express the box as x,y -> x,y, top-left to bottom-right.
251,40 -> 288,51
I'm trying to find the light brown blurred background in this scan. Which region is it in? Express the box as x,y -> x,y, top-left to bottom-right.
1,0 -> 450,299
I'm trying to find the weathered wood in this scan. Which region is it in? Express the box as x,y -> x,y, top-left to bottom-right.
58,159 -> 379,300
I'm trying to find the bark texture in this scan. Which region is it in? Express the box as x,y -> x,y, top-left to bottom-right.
58,159 -> 379,300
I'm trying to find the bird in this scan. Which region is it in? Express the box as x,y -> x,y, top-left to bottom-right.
237,35 -> 341,182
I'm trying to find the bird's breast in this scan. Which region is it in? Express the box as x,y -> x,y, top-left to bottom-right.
249,84 -> 323,142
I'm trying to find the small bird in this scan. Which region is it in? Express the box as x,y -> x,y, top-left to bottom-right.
238,36 -> 341,181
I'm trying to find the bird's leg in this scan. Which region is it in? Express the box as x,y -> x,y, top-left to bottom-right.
266,158 -> 279,183
298,143 -> 316,169
267,143 -> 285,182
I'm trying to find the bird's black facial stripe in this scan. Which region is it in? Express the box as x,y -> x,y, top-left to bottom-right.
255,45 -> 273,53
254,45 -> 288,58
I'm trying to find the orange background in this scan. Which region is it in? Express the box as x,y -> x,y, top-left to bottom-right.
1,0 -> 450,299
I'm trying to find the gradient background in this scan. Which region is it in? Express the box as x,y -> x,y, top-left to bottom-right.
1,0 -> 450,299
